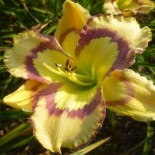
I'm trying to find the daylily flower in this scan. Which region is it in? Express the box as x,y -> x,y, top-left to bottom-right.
103,0 -> 155,16
3,0 -> 155,153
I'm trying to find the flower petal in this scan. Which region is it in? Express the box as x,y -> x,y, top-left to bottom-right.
75,34 -> 119,83
87,15 -> 151,53
33,48 -> 70,83
102,69 -> 155,121
103,0 -> 155,15
31,83 -> 105,153
3,80 -> 47,112
138,0 -> 155,14
75,15 -> 151,82
4,31 -> 69,83
54,0 -> 90,57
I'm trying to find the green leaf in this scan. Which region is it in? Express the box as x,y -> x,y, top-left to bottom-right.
0,123 -> 30,146
0,109 -> 31,121
142,123 -> 154,155
71,137 -> 110,155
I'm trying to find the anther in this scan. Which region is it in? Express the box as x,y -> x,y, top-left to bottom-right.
55,63 -> 62,67
65,58 -> 77,72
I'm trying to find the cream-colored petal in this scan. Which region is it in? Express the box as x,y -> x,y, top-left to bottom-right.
3,80 -> 47,112
4,31 -> 69,83
103,0 -> 155,15
75,15 -> 151,84
31,83 -> 105,153
102,69 -> 155,121
87,15 -> 152,53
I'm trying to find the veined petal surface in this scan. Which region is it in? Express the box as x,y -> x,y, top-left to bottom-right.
86,15 -> 151,53
102,69 -> 155,121
4,31 -> 69,83
54,0 -> 90,57
3,80 -> 47,112
31,83 -> 105,153
75,15 -> 151,83
75,33 -> 119,83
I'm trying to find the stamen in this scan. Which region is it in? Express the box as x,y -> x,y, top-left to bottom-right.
43,61 -> 93,86
43,62 -> 65,76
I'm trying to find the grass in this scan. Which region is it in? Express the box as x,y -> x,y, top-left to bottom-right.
0,0 -> 155,154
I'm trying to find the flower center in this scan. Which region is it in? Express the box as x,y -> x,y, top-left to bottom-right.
43,58 -> 95,86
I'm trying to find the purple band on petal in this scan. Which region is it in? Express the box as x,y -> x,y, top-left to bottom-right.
25,35 -> 64,83
75,26 -> 134,70
34,83 -> 106,120
66,88 -> 104,119
75,13 -> 138,72
32,83 -> 106,149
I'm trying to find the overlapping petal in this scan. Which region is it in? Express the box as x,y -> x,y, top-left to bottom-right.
75,15 -> 151,83
75,33 -> 119,83
3,80 -> 47,112
85,15 -> 151,54
4,31 -> 69,83
102,69 -> 155,121
54,0 -> 90,57
103,0 -> 155,15
31,83 -> 105,152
